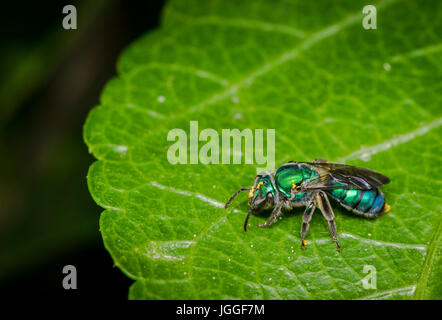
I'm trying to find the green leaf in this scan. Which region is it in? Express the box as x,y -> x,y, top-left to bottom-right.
84,0 -> 442,299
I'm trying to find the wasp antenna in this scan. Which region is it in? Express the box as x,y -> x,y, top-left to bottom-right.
243,207 -> 253,232
224,187 -> 251,209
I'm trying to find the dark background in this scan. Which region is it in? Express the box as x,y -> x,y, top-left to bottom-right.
0,0 -> 165,299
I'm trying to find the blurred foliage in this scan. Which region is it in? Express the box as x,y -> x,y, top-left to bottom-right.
0,0 -> 108,282
0,0 -> 164,288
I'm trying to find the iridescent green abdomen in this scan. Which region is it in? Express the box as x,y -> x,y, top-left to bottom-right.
275,163 -> 319,203
327,186 -> 385,216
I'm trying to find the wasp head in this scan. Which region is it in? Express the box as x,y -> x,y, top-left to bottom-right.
248,175 -> 276,211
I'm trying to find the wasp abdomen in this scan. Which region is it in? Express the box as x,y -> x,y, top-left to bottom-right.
327,187 -> 385,217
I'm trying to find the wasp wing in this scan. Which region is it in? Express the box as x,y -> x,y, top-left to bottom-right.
300,162 -> 390,191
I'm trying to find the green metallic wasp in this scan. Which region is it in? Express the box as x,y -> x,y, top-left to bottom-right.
225,158 -> 391,251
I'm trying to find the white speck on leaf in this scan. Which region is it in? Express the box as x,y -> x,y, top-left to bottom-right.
114,145 -> 128,154
360,152 -> 371,162
233,112 -> 242,119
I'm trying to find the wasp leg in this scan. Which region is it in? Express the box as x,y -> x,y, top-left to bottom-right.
289,184 -> 302,201
258,201 -> 283,228
300,199 -> 316,250
316,191 -> 342,251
